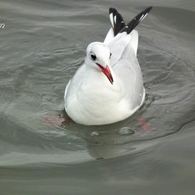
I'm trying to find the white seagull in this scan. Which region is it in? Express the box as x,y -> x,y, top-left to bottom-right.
64,7 -> 153,125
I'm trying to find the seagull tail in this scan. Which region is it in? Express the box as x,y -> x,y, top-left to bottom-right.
120,6 -> 153,34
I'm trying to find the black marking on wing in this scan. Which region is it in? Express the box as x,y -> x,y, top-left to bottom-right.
109,8 -> 126,36
120,6 -> 153,34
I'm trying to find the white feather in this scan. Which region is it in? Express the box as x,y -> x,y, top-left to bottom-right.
64,10 -> 146,125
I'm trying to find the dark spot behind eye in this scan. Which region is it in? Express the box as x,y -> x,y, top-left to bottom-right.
90,53 -> 96,61
109,53 -> 112,59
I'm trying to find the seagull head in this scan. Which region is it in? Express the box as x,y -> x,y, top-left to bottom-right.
85,42 -> 113,84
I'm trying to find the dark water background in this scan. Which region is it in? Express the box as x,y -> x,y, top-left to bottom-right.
0,0 -> 195,194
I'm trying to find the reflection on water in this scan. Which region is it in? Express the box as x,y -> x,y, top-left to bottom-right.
1,0 -> 195,194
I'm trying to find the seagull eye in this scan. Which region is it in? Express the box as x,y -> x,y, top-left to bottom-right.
109,53 -> 112,59
90,53 -> 96,61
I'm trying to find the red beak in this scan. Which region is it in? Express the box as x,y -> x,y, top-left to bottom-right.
96,64 -> 114,84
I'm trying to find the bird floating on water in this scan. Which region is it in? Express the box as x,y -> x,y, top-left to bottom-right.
64,6 -> 153,125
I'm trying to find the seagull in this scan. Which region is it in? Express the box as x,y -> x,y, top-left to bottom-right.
64,7 -> 153,125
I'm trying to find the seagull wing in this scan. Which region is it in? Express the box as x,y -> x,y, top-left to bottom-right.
106,7 -> 153,108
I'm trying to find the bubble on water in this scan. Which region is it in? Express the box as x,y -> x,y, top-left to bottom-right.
118,127 -> 134,135
91,131 -> 100,136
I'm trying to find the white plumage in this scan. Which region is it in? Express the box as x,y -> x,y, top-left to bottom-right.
64,7 -> 152,125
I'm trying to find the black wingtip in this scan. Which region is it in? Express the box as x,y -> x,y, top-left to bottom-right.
120,6 -> 153,34
145,6 -> 153,13
109,7 -> 116,15
109,7 -> 126,36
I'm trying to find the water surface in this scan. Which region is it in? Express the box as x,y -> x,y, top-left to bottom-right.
0,0 -> 195,194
